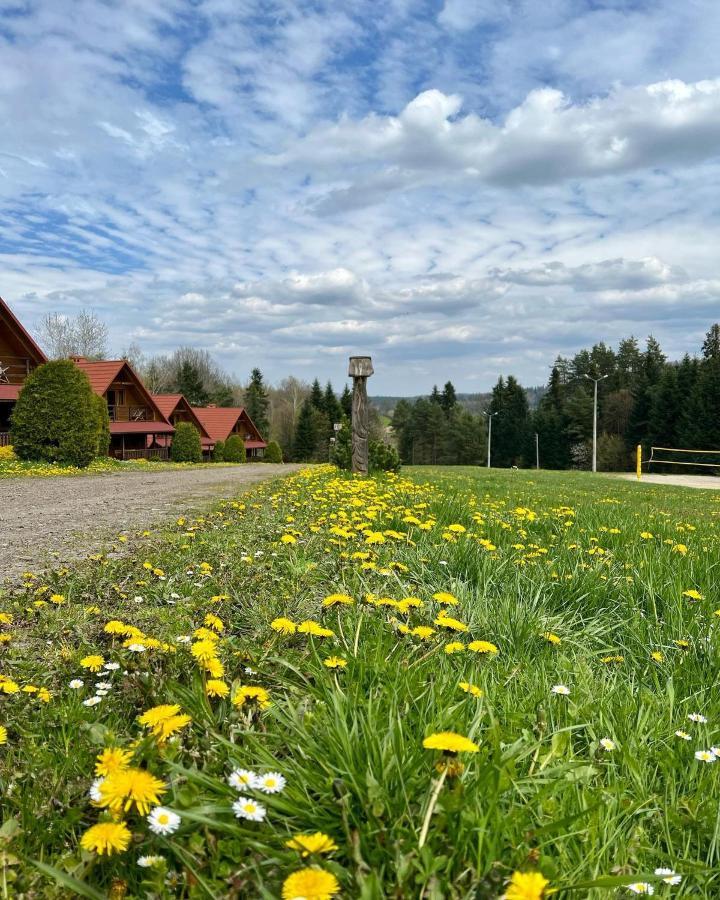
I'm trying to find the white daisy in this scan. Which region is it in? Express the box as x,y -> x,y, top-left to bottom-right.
257,772 -> 286,794
127,643 -> 146,653
627,884 -> 654,895
654,868 -> 681,885
711,747 -> 720,757
147,806 -> 181,835
83,696 -> 102,706
551,684 -> 570,695
89,778 -> 104,802
695,750 -> 716,762
104,662 -> 120,671
228,768 -> 259,791
599,738 -> 616,751
95,689 -> 110,697
95,681 -> 112,690
675,730 -> 691,740
69,679 -> 84,689
232,796 -> 266,822
176,636 -> 191,644
688,713 -> 708,723
138,854 -> 165,867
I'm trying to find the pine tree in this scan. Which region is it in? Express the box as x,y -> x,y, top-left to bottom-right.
176,361 -> 209,407
323,381 -> 342,426
244,368 -> 270,437
440,381 -> 457,413
309,379 -> 324,411
340,384 -> 352,418
430,385 -> 442,405
702,324 -> 720,360
293,399 -> 318,461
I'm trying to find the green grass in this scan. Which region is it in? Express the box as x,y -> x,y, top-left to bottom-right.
1,465 -> 720,898
0,456 -> 245,479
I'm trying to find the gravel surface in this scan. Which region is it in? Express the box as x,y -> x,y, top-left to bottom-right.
616,472 -> 720,490
0,463 -> 303,582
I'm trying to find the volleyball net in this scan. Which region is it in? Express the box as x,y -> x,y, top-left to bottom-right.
646,446 -> 720,470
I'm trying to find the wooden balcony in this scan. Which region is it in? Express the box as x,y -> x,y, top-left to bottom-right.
0,432 -> 10,447
0,355 -> 33,385
120,448 -> 169,461
108,405 -> 152,423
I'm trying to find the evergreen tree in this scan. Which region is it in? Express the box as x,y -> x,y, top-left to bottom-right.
340,384 -> 352,418
309,379 -> 324,411
323,381 -> 342,426
244,368 -> 270,437
293,399 -> 319,461
176,361 -> 209,407
702,324 -> 720,360
171,422 -> 202,462
430,385 -> 442,405
440,381 -> 457,413
491,375 -> 530,467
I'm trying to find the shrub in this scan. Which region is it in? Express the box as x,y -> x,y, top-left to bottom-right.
171,422 -> 202,463
0,445 -> 15,461
93,394 -> 110,458
370,440 -> 401,473
597,433 -> 629,472
11,360 -> 99,467
264,440 -> 283,463
223,435 -> 246,462
212,440 -> 225,462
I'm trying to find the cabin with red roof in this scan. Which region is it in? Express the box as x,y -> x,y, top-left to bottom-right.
71,357 -> 175,460
0,296 -> 47,444
192,405 -> 267,459
153,394 -> 214,457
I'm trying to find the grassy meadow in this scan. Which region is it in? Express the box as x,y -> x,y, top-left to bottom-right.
2,465 -> 720,898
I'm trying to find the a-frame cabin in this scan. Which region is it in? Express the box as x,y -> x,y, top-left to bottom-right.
191,406 -> 267,459
153,393 -> 215,457
0,296 -> 47,443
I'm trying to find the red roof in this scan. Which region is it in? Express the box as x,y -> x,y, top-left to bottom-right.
72,358 -> 171,427
152,393 -> 213,442
0,385 -> 21,401
191,406 -> 266,447
244,440 -> 266,449
110,422 -> 175,435
0,296 -> 47,366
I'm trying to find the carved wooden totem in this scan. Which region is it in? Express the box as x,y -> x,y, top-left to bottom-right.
348,356 -> 374,475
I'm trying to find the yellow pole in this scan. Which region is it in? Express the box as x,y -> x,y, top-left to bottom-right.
636,444 -> 642,481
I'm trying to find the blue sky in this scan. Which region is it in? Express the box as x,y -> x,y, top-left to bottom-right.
3,0 -> 720,392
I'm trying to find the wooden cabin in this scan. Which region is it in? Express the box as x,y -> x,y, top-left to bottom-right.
192,405 -> 267,459
71,357 -> 175,459
152,393 -> 214,457
0,296 -> 47,444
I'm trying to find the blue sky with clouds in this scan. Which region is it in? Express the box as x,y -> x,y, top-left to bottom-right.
3,0 -> 720,392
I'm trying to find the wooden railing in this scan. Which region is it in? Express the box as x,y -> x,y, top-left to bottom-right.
108,405 -> 151,422
0,432 -> 10,447
120,448 -> 169,461
0,355 -> 33,385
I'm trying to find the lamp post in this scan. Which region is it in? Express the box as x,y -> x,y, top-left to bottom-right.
483,411 -> 498,469
535,431 -> 539,470
584,373 -> 608,473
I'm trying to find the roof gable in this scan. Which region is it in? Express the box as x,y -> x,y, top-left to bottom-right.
73,358 -> 171,425
152,393 -> 212,440
191,406 -> 265,444
0,295 -> 47,366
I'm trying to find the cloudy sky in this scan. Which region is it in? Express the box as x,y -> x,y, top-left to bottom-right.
3,0 -> 720,393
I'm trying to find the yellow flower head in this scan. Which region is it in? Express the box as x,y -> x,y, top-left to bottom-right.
203,613 -> 224,632
503,870 -> 550,900
98,767 -> 166,815
232,685 -> 271,710
459,681 -> 483,698
423,731 -> 479,754
0,725 -> 7,745
285,832 -> 339,857
468,640 -> 499,655
324,656 -> 347,669
411,626 -> 436,640
205,679 -> 230,698
80,821 -> 132,856
95,747 -> 133,777
432,592 -> 459,606
271,617 -> 297,635
434,614 -> 468,632
298,620 -> 334,638
444,641 -> 466,654
682,589 -> 705,601
282,867 -> 340,900
138,704 -> 182,729
542,632 -> 561,645
190,639 -> 219,664
80,655 -> 105,672
322,593 -> 354,607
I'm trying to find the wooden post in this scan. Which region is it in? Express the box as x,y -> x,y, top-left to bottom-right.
348,356 -> 373,475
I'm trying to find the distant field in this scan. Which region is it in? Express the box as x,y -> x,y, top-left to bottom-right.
2,465 -> 719,897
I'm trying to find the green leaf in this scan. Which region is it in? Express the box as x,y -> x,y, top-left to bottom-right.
27,858 -> 106,900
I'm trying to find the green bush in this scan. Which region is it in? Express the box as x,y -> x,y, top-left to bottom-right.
11,360 -> 100,468
264,440 -> 283,463
223,435 -> 246,462
212,439 -> 225,462
171,422 -> 202,463
93,393 -> 110,457
370,440 -> 401,473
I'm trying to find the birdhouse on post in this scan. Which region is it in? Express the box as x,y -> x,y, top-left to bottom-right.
348,356 -> 374,475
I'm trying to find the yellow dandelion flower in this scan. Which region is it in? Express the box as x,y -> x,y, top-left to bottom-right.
298,621 -> 334,637
0,725 -> 7,745
503,870 -> 550,900
80,655 -> 105,672
411,626 -> 436,640
444,641 -> 466,654
190,640 -> 219,664
138,705 -> 182,729
651,651 -> 664,663
282,867 -> 340,900
271,617 -> 297,635
432,592 -> 459,606
468,640 -> 499,655
205,679 -> 230,698
542,632 -> 561,645
232,685 -> 271,710
423,731 -> 479,753
324,656 -> 347,669
95,747 -> 133,777
80,821 -> 132,856
322,593 -> 354,607
285,832 -> 339,857
434,614 -> 469,632
682,589 -> 704,601
281,534 -> 297,544
98,767 -> 166,815
104,620 -> 128,635
459,682 -> 483,698
204,613 -> 224,632
204,656 -> 225,678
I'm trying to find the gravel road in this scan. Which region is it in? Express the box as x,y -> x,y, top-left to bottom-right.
0,463 -> 303,582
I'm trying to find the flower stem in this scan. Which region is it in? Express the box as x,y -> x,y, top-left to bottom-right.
418,766 -> 448,849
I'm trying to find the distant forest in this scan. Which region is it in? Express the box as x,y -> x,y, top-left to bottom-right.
371,387 -> 546,417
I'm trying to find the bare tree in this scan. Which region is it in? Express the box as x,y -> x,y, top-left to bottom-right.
268,376 -> 310,449
38,310 -> 109,360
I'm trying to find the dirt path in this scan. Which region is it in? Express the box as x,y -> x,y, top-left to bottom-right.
615,472 -> 720,491
0,464 -> 303,582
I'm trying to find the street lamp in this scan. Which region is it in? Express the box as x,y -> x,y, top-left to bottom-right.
482,411 -> 498,469
584,373 -> 608,473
